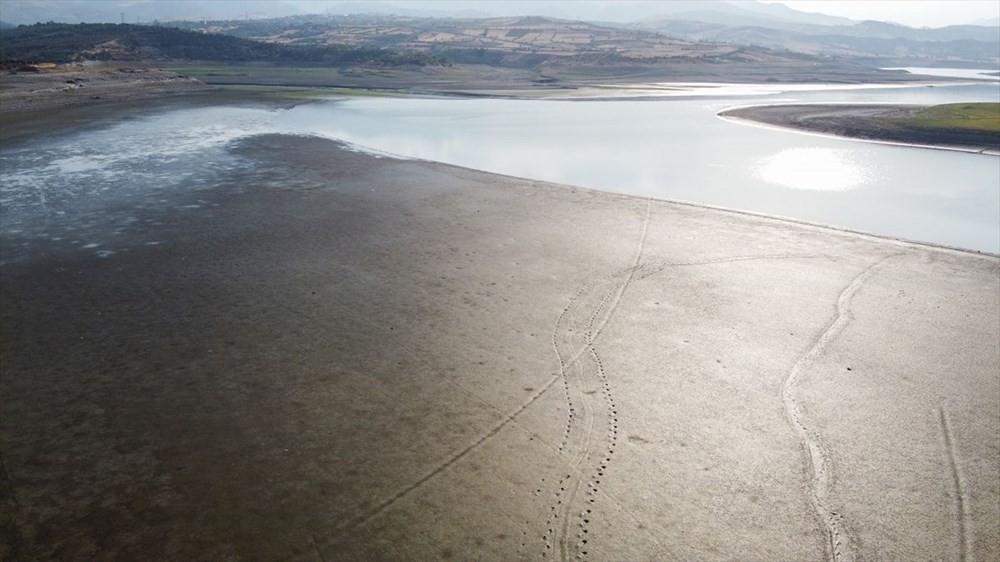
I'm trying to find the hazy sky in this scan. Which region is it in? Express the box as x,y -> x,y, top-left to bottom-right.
760,0 -> 1000,27
5,0 -> 1000,28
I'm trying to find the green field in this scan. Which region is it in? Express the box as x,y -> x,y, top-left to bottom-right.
162,64 -> 425,99
165,65 -> 347,81
206,83 -> 406,99
890,103 -> 1000,133
163,63 -> 481,89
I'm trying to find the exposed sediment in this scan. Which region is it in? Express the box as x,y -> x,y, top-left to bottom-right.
1,133 -> 997,561
0,65 -> 212,114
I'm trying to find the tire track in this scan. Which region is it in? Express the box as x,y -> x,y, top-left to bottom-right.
782,254 -> 897,562
939,405 -> 972,562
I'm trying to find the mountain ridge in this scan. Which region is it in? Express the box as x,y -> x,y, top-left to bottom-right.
1,0 -> 989,28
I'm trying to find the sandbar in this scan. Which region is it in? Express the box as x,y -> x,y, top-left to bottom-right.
720,104 -> 1000,154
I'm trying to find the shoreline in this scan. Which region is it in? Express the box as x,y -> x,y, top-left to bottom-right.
0,61 -> 962,115
344,136 -> 998,258
718,103 -> 1000,155
717,108 -> 1000,156
3,92 -> 996,256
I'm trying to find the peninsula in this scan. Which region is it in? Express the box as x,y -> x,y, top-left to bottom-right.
720,103 -> 1000,153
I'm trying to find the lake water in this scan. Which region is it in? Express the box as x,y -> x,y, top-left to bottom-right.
280,82 -> 999,252
1,81 -> 998,257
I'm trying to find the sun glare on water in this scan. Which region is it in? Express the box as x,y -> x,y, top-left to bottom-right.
757,147 -> 871,191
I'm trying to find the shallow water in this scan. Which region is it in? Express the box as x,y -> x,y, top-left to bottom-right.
0,105 -> 278,261
279,83 -> 1000,252
1,82 -> 998,256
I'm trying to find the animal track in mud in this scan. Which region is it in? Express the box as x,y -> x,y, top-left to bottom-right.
542,264 -> 639,561
544,201 -> 650,561
535,250 -> 828,560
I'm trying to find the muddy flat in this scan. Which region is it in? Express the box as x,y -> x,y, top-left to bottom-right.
0,65 -> 211,115
1,135 -> 997,561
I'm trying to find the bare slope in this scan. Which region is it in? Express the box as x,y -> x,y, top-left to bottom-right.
172,14 -> 918,83
0,64 -> 211,114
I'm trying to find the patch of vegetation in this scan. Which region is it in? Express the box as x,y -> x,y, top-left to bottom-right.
0,22 -> 447,66
883,103 -> 1000,133
425,46 -> 591,69
214,84 -> 403,99
167,64 -> 347,80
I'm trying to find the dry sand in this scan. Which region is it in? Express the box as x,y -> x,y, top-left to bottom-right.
1,135 -> 997,561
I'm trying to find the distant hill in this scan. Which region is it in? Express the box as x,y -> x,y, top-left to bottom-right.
149,7 -> 998,69
717,1 -> 854,26
0,0 -> 856,26
624,3 -> 853,31
634,18 -> 1000,66
3,0 -> 994,32
0,22 -> 445,65
169,13 -> 817,69
845,20 -> 999,42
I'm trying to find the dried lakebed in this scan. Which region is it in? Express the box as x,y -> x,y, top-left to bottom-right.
1,131 -> 997,561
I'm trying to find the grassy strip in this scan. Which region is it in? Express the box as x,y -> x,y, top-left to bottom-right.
884,103 -> 1000,133
165,65 -> 346,81
213,84 -> 403,99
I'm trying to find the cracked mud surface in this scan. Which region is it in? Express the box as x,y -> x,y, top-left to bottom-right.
2,134 -> 998,561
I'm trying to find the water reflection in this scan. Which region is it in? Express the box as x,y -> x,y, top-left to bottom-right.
281,92 -> 998,252
550,81 -> 942,99
756,148 -> 871,191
